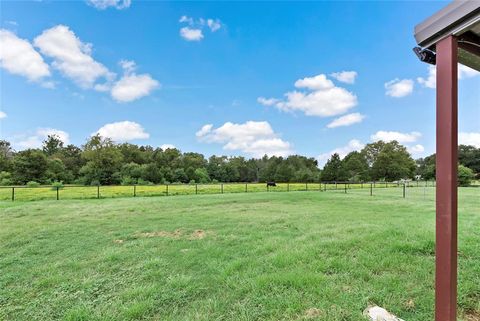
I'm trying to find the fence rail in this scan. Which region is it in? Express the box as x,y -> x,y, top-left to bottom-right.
0,181 -> 437,202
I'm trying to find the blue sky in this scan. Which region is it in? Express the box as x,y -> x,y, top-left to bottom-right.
1,0 -> 479,165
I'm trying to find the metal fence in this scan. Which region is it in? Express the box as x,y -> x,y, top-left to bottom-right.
0,181 -> 437,202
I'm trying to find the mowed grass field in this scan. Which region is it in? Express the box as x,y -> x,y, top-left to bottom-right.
0,188 -> 478,321
0,182 -> 430,202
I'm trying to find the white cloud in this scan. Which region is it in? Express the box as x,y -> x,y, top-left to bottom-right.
34,25 -> 112,88
0,111 -> 6,119
459,64 -> 480,79
207,19 -> 222,32
417,65 -> 436,89
0,29 -> 51,82
160,144 -> 176,150
94,121 -> 149,142
327,112 -> 365,128
459,132 -> 480,148
196,121 -> 293,157
257,97 -> 280,106
294,74 -> 334,90
179,27 -> 204,41
317,139 -> 364,166
417,64 -> 480,88
179,16 -> 222,41
265,73 -> 358,117
371,130 -> 421,143
110,60 -> 159,102
179,16 -> 194,25
13,128 -> 70,150
86,0 -> 131,10
330,71 -> 357,84
409,144 -> 425,154
385,78 -> 414,98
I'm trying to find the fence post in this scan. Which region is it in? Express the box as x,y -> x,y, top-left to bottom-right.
133,185 -> 136,197
324,183 -> 327,192
56,186 -> 59,200
344,183 -> 347,194
287,183 -> 290,192
374,181 -> 376,188
306,182 -> 308,191
195,184 -> 198,195
245,183 -> 247,193
12,187 -> 15,201
361,182 -> 363,189
403,183 -> 406,198
370,183 -> 373,196
335,181 -> 337,190
221,183 -> 224,194
166,184 -> 169,196
319,183 -> 321,191
97,185 -> 100,199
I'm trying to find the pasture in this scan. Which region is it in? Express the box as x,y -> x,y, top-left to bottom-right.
0,187 -> 478,321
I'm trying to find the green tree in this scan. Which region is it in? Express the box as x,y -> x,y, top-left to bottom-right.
368,141 -> 416,181
12,149 -> 49,184
458,145 -> 480,177
80,135 -> 123,185
0,140 -> 14,172
343,151 -> 369,181
42,135 -> 64,156
321,153 -> 347,181
458,165 -> 474,187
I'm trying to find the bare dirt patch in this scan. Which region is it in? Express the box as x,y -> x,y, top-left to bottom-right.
190,229 -> 207,239
465,311 -> 480,321
304,308 -> 323,318
135,229 -> 210,240
138,229 -> 183,238
113,239 -> 124,244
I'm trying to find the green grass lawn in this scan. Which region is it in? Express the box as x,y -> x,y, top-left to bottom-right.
0,188 -> 478,321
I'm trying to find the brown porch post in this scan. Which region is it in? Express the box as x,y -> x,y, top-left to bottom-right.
435,35 -> 458,321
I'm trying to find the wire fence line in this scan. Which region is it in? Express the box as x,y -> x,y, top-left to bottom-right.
0,181 -> 438,202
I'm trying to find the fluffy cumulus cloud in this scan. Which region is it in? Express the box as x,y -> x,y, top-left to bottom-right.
179,27 -> 204,41
178,16 -> 222,41
86,0 -> 131,10
0,111 -> 7,119
330,71 -> 357,84
384,78 -> 414,98
317,139 -> 364,166
417,64 -> 479,88
34,25 -> 112,88
94,121 -> 149,142
371,131 -> 421,143
257,97 -> 279,106
0,29 -> 51,82
327,112 -> 365,128
409,144 -> 425,154
459,132 -> 480,148
196,121 -> 293,157
110,60 -> 159,102
259,73 -> 358,117
160,144 -> 176,150
13,128 -> 70,150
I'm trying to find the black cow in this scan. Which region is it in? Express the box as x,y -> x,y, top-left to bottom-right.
266,181 -> 277,187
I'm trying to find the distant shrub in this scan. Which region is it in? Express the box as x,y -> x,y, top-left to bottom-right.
90,180 -> 100,186
137,179 -> 153,185
51,181 -> 64,190
26,181 -> 40,188
121,176 -> 135,186
189,179 -> 196,185
0,171 -> 12,186
458,165 -> 475,187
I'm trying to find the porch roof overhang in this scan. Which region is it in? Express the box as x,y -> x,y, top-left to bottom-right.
414,0 -> 480,71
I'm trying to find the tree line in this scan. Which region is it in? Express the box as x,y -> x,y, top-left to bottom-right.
0,135 -> 477,186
